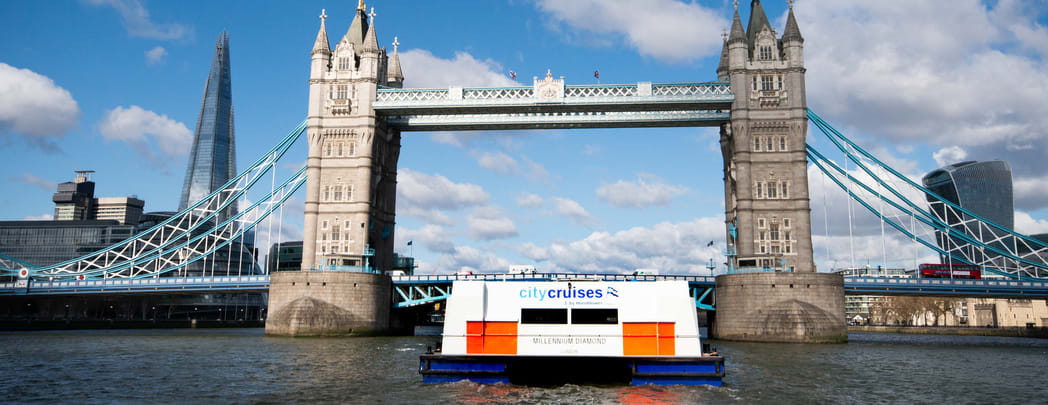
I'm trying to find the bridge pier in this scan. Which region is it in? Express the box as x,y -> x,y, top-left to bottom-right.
265,271 -> 391,336
712,272 -> 846,343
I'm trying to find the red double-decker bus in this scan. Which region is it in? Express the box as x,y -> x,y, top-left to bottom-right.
919,263 -> 982,279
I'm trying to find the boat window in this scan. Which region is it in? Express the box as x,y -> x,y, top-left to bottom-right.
571,308 -> 618,324
521,308 -> 568,324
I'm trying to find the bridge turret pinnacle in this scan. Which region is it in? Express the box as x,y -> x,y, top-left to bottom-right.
746,0 -> 773,49
727,6 -> 747,46
311,9 -> 331,55
782,2 -> 804,43
387,36 -> 404,87
362,8 -> 380,54
344,3 -> 370,54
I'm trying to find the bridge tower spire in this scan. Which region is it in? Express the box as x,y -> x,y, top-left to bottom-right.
715,0 -> 845,343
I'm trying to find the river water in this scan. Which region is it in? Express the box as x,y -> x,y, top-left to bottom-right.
1,330 -> 1045,404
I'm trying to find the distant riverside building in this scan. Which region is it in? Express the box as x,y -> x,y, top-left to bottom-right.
52,171 -> 145,225
268,241 -> 303,272
834,267 -> 910,324
179,32 -> 237,219
922,160 -> 1014,266
0,220 -> 135,267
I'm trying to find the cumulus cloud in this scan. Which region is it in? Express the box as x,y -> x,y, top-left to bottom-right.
520,218 -> 725,274
98,105 -> 192,162
10,173 -> 57,191
595,174 -> 689,208
23,214 -> 54,221
399,49 -> 517,88
434,245 -> 512,274
551,197 -> 597,228
475,151 -> 519,175
397,224 -> 454,253
1015,211 -> 1048,235
468,206 -> 519,240
932,146 -> 967,168
534,0 -> 727,63
1013,175 -> 1048,211
397,169 -> 489,226
516,193 -> 544,208
145,46 -> 167,65
0,63 -> 80,145
797,0 -> 1048,178
81,0 -> 191,40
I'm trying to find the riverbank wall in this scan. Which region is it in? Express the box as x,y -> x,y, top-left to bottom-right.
850,325 -> 1048,339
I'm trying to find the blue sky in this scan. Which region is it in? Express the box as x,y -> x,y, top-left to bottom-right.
2,0 -> 1047,274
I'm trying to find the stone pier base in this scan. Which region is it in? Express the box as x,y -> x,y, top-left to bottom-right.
265,271 -> 391,336
712,272 -> 846,343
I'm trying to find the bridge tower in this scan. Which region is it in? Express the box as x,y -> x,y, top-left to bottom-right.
714,0 -> 845,342
267,3 -> 403,336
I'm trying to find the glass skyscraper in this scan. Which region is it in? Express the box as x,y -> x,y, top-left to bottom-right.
922,160 -> 1014,265
179,32 -> 236,215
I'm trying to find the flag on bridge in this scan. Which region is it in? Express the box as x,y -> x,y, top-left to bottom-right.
407,241 -> 413,246
594,70 -> 600,79
509,71 -> 516,80
707,241 -> 714,247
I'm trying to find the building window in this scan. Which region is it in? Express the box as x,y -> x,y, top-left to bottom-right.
345,185 -> 353,201
333,186 -> 342,201
338,57 -> 350,70
759,231 -> 766,241
336,85 -> 348,99
337,143 -> 343,157
322,220 -> 328,230
325,143 -> 332,157
771,245 -> 781,254
780,136 -> 787,151
785,230 -> 792,241
321,233 -> 327,241
759,244 -> 767,254
752,76 -> 757,91
755,182 -> 763,199
761,76 -> 774,91
778,75 -> 784,89
344,221 -> 350,229
781,182 -> 789,199
758,217 -> 766,228
770,224 -> 780,241
349,142 -> 355,156
784,218 -> 791,228
754,137 -> 761,152
323,186 -> 330,201
760,46 -> 773,61
768,181 -> 777,199
321,245 -> 326,254
785,243 -> 792,254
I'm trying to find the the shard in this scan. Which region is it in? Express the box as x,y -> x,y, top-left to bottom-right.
179,32 -> 236,216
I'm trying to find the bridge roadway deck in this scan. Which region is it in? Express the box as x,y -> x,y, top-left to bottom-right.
2,274 -> 1046,302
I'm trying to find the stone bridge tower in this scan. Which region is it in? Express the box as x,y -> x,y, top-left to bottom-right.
714,1 -> 845,343
266,3 -> 404,336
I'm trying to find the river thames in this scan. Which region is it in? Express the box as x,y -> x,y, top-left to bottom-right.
2,330 -> 1045,403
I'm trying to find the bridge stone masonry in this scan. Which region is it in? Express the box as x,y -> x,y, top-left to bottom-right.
266,1 -> 847,342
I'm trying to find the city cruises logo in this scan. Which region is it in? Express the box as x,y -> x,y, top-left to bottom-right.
519,285 -> 620,301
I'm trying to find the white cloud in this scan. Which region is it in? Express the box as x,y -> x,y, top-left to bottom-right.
397,224 -> 455,253
98,105 -> 192,160
932,146 -> 967,168
475,151 -> 519,175
468,206 -> 519,241
145,46 -> 167,65
534,0 -> 727,63
0,63 -> 80,144
522,218 -> 725,274
396,169 -> 489,226
10,173 -> 57,191
81,0 -> 191,40
23,214 -> 53,221
1014,175 -> 1048,211
435,245 -> 512,274
399,49 -> 517,88
797,0 -> 1048,177
551,197 -> 597,228
1015,211 -> 1048,235
595,174 -> 689,208
516,193 -> 544,208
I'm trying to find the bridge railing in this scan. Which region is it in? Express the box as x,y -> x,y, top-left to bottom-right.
375,82 -> 732,108
392,272 -> 716,284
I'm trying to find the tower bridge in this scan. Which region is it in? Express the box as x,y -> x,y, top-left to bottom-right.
4,1 -> 1047,340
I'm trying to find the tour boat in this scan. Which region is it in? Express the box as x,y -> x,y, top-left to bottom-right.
419,279 -> 725,386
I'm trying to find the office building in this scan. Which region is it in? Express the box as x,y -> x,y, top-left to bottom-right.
922,160 -> 1014,265
52,170 -> 96,221
179,32 -> 237,219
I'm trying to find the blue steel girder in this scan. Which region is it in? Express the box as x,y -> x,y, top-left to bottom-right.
375,82 -> 732,131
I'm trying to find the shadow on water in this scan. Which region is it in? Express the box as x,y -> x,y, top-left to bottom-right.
1,330 -> 1045,403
